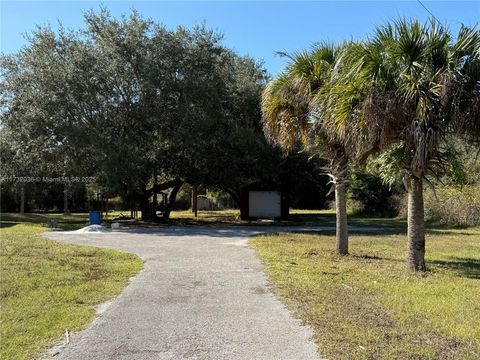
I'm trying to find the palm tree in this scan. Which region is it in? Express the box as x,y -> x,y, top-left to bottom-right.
261,45 -> 351,255
330,19 -> 480,270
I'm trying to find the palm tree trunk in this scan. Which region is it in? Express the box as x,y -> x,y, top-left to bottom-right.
407,176 -> 426,271
335,182 -> 348,255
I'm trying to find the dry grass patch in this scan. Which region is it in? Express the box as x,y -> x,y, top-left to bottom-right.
251,229 -> 480,360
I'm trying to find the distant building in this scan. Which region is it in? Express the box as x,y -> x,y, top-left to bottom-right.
240,182 -> 289,220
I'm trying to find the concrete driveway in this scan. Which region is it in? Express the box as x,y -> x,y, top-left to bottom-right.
44,226 -> 323,360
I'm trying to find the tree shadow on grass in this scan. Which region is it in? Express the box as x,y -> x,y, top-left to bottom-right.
288,212 -> 337,225
0,212 -> 88,231
426,229 -> 480,237
0,221 -> 16,229
351,254 -> 384,260
429,258 -> 480,279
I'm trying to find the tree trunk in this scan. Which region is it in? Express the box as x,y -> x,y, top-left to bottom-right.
20,185 -> 25,214
335,182 -> 348,255
140,193 -> 156,222
152,169 -> 158,210
162,182 -> 182,219
63,187 -> 70,215
407,176 -> 426,271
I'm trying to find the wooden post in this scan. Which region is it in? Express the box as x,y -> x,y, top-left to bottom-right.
192,185 -> 198,217
191,186 -> 195,213
153,169 -> 158,216
20,185 -> 25,214
105,198 -> 109,220
130,196 -> 134,219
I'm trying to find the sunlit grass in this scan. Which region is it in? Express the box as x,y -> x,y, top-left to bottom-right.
290,209 -> 336,215
170,209 -> 240,221
2,210 -> 477,359
251,229 -> 480,360
0,213 -> 143,360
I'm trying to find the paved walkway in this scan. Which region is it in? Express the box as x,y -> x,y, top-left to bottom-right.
44,226 -> 325,360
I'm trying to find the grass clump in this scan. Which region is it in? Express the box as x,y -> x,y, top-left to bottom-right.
0,213 -> 143,360
251,228 -> 480,360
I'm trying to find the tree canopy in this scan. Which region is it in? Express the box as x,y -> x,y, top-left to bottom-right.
2,9 -> 307,219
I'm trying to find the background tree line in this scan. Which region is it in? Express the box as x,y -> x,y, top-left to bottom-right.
0,9 -> 332,218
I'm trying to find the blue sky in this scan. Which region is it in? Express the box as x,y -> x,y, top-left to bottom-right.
1,1 -> 479,75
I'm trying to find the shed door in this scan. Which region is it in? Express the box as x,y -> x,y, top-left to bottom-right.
248,191 -> 281,218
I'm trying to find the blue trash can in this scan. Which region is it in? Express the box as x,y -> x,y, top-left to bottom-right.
89,211 -> 102,225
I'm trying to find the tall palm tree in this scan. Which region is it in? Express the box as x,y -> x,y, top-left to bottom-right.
261,45 -> 351,255
330,19 -> 480,270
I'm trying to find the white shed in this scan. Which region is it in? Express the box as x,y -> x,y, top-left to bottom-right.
240,182 -> 289,220
248,191 -> 281,218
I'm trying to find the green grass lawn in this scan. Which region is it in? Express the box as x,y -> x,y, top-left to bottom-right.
251,228 -> 480,360
0,213 -> 143,360
9,208 -> 404,228
169,209 -> 241,224
171,209 -> 407,228
3,210 -> 475,359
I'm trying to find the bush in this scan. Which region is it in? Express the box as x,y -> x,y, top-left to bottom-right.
348,170 -> 401,217
423,184 -> 480,227
205,190 -> 236,209
173,187 -> 191,210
